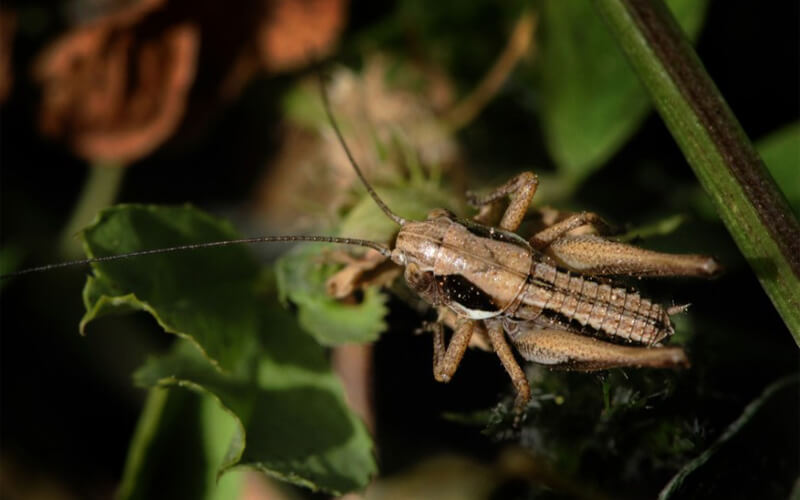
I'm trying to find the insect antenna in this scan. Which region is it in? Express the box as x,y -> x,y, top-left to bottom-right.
318,73 -> 407,227
0,235 -> 392,279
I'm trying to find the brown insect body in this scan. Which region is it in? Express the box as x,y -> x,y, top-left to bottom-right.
394,211 -> 675,351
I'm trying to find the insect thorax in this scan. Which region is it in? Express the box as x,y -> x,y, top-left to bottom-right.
393,216 -> 531,320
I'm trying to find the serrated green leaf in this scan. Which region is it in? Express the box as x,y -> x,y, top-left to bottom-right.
81,204 -> 376,494
757,122 -> 800,217
135,323 -> 376,495
275,244 -> 388,345
79,204 -> 261,372
538,0 -> 708,181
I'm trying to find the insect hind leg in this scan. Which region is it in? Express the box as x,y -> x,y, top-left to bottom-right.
545,235 -> 722,278
512,327 -> 689,371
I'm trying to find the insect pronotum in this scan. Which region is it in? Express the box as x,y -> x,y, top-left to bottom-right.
2,73 -> 722,423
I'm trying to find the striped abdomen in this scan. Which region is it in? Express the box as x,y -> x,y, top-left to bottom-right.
511,261 -> 673,345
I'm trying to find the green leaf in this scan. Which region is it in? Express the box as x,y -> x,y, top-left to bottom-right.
135,327 -> 376,495
275,180 -> 456,346
616,214 -> 688,242
79,204 -> 261,372
538,0 -> 709,181
81,204 -> 376,494
757,123 -> 800,217
275,244 -> 388,345
338,180 -> 459,243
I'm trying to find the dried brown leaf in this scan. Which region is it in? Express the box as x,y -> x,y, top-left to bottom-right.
259,0 -> 348,72
34,0 -> 198,163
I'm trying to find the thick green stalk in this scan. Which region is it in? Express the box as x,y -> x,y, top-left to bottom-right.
595,0 -> 800,342
118,388 -> 170,500
59,162 -> 126,259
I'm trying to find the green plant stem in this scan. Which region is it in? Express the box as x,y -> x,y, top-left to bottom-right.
594,0 -> 800,342
59,162 -> 126,259
118,388 -> 170,500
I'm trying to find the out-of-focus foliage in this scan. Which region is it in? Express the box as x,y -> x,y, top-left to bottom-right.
258,58 -> 461,231
536,0 -> 709,182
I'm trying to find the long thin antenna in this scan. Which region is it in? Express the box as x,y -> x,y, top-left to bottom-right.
1,235 -> 392,279
318,72 -> 407,226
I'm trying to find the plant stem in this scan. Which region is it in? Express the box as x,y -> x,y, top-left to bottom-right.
594,0 -> 800,342
117,388 -> 170,500
445,11 -> 537,130
60,162 -> 126,259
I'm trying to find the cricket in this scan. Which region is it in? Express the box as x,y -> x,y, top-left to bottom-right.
2,74 -> 722,423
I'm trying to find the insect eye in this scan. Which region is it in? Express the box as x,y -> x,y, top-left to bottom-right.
404,262 -> 422,284
404,263 -> 437,293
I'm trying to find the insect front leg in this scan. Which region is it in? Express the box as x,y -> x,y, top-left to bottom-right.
431,317 -> 477,383
544,234 -> 721,278
511,327 -> 689,371
485,319 -> 531,422
468,171 -> 538,231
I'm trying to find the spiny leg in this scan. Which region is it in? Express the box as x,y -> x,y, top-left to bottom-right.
432,317 -> 476,383
485,319 -> 531,422
529,211 -> 614,249
467,171 -> 538,231
545,234 -> 721,278
511,327 -> 689,371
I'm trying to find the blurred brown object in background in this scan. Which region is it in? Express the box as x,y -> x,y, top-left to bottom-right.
0,8 -> 15,104
221,0 -> 349,98
260,0 -> 348,72
254,56 -> 461,232
33,0 -> 199,164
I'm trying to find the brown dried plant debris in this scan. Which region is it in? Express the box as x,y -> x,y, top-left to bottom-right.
34,0 -> 199,164
255,56 -> 461,231
0,8 -> 15,104
326,249 -> 401,300
221,0 -> 349,98
259,0 -> 348,72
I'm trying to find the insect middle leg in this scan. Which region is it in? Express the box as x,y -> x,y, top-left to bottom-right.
468,171 -> 538,231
